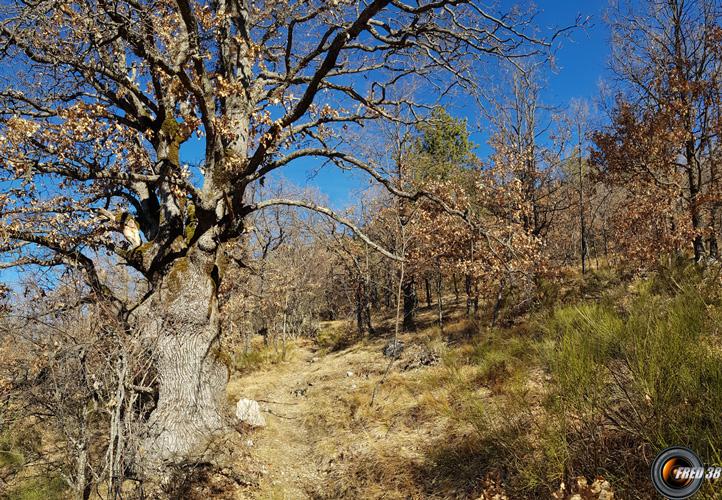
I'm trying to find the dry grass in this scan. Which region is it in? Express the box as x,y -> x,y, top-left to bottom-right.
224,300 -> 553,499
226,269 -> 722,498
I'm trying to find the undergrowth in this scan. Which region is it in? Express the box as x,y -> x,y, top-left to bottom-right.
3,475 -> 68,500
232,263 -> 722,499
232,341 -> 296,374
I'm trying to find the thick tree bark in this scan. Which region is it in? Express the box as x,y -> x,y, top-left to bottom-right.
134,249 -> 228,472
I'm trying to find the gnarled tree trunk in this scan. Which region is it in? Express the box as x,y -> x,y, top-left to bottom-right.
134,248 -> 228,472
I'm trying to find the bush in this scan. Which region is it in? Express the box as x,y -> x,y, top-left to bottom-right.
4,476 -> 67,500
315,321 -> 355,352
0,425 -> 41,472
233,342 -> 295,374
579,267 -> 622,298
544,303 -> 623,409
648,255 -> 703,295
541,285 -> 722,495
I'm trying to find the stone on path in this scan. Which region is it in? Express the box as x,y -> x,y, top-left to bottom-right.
236,398 -> 267,428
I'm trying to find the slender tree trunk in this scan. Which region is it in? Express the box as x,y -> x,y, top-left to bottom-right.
473,281 -> 479,318
687,144 -> 705,262
384,271 -> 394,309
402,277 -> 416,331
355,283 -> 364,338
135,250 -> 227,473
363,245 -> 375,335
355,281 -> 374,337
364,300 -> 374,337
370,282 -> 379,311
282,295 -> 289,358
75,406 -> 90,500
424,277 -> 432,308
465,273 -> 472,317
578,130 -> 587,275
436,262 -> 443,331
453,274 -> 459,303
491,279 -> 505,328
593,239 -> 600,270
708,151 -> 720,259
710,231 -> 719,259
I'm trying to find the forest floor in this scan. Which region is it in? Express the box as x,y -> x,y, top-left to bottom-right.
227,338 -> 352,499
224,305 -> 517,500
227,330 -> 431,499
220,291 -> 621,500
228,341 -> 323,499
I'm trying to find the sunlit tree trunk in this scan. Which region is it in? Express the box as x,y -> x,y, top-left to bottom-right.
135,251 -> 227,470
686,141 -> 705,262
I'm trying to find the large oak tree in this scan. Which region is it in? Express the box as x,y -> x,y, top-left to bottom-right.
0,0 -> 565,472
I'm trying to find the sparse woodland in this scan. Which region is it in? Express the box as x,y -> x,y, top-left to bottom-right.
2,0 -> 722,498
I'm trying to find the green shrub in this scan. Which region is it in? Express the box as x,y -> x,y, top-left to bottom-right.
540,285 -> 722,495
233,343 -> 294,374
0,425 -> 42,472
0,437 -> 25,471
648,255 -> 703,296
5,475 -> 68,500
544,303 -> 623,409
579,267 -> 622,298
315,322 -> 355,352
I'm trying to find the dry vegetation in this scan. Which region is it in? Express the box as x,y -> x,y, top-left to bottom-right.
4,260 -> 722,499
161,262 -> 719,499
3,0 -> 722,498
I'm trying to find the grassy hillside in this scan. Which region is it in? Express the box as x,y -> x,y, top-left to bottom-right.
182,263 -> 722,499
4,263 -> 722,499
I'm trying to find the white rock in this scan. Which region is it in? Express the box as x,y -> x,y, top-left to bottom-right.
346,371 -> 354,377
235,398 -> 266,428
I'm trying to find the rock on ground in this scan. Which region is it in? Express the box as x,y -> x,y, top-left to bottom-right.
235,398 -> 267,428
382,339 -> 404,358
400,343 -> 440,371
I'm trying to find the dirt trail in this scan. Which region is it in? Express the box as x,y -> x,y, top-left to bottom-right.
227,341 -> 382,499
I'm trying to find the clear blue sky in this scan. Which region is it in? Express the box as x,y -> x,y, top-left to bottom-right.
217,0 -> 616,210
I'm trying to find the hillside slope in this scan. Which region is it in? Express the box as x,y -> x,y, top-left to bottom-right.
226,310 -> 485,499
216,269 -> 722,500
223,307 -> 554,499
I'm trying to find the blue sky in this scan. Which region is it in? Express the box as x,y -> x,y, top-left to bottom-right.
215,0 -> 617,210
538,1 -> 613,103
